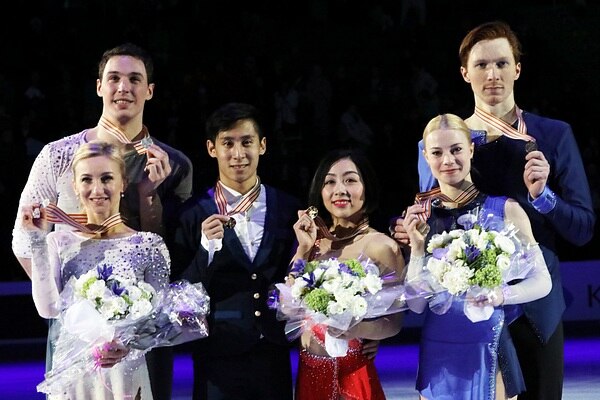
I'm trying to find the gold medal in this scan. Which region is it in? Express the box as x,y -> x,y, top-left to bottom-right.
223,217 -> 236,229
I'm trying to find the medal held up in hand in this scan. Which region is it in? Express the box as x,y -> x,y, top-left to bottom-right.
307,206 -> 319,219
223,217 -> 236,229
525,140 -> 537,153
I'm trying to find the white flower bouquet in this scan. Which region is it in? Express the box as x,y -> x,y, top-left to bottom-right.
408,209 -> 534,322
37,264 -> 210,396
269,256 -> 408,356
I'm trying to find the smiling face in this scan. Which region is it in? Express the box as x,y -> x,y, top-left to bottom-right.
320,158 -> 365,224
424,128 -> 474,188
72,155 -> 125,222
207,119 -> 266,193
96,55 -> 154,128
461,38 -> 521,108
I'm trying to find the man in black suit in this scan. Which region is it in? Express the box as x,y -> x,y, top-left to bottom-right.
171,102 -> 299,399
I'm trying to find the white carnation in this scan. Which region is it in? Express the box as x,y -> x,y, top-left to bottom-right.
327,301 -> 344,315
291,279 -> 308,299
322,277 -> 343,294
350,296 -> 368,317
425,258 -> 448,281
447,239 -> 465,261
363,273 -> 383,294
99,296 -> 128,319
86,280 -> 109,300
496,253 -> 511,271
129,298 -> 153,319
449,229 -> 464,239
494,235 -> 516,255
440,264 -> 473,295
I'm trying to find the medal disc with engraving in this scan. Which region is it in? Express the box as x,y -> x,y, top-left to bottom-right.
416,222 -> 431,236
141,136 -> 154,149
525,141 -> 537,153
307,206 -> 319,219
223,217 -> 236,229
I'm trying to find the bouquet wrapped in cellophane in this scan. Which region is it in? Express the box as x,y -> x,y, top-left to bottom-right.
268,255 -> 410,357
404,208 -> 537,322
37,265 -> 210,396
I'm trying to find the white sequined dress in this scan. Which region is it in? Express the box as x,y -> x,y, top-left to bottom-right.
31,230 -> 170,400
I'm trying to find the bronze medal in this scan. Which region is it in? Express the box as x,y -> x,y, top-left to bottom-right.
416,221 -> 430,236
307,206 -> 319,219
525,140 -> 537,153
223,217 -> 236,229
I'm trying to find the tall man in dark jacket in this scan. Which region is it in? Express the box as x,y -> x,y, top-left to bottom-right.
171,102 -> 299,399
393,21 -> 595,399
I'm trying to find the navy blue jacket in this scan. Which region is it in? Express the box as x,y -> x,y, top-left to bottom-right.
170,184 -> 301,356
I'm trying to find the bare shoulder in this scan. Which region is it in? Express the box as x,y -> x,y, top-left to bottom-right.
361,231 -> 404,274
504,198 -> 527,219
503,198 -> 535,241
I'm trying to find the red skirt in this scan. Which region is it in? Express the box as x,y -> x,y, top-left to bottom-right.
295,325 -> 386,400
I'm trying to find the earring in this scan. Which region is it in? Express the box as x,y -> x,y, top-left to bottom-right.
120,192 -> 125,198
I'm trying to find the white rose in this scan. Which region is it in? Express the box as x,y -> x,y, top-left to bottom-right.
312,268 -> 326,282
128,286 -> 143,301
74,270 -> 97,295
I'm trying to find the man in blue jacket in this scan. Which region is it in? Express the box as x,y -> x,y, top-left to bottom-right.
392,21 -> 595,399
171,102 -> 299,399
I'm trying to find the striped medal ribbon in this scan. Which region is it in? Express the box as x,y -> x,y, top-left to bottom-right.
43,202 -> 124,235
414,183 -> 480,221
214,177 -> 262,229
474,105 -> 536,150
306,206 -> 370,243
97,116 -> 153,155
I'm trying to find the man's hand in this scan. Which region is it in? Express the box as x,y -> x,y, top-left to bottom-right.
201,214 -> 231,240
138,144 -> 172,197
523,150 -> 549,199
361,339 -> 380,360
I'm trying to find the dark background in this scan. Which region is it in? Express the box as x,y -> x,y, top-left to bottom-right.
2,0 -> 599,280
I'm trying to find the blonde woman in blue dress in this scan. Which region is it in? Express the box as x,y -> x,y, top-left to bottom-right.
403,114 -> 551,400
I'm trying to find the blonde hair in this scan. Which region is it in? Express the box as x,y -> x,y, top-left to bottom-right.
71,140 -> 126,181
422,114 -> 471,147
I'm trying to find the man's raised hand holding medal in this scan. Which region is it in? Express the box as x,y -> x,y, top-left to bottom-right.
137,138 -> 172,199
